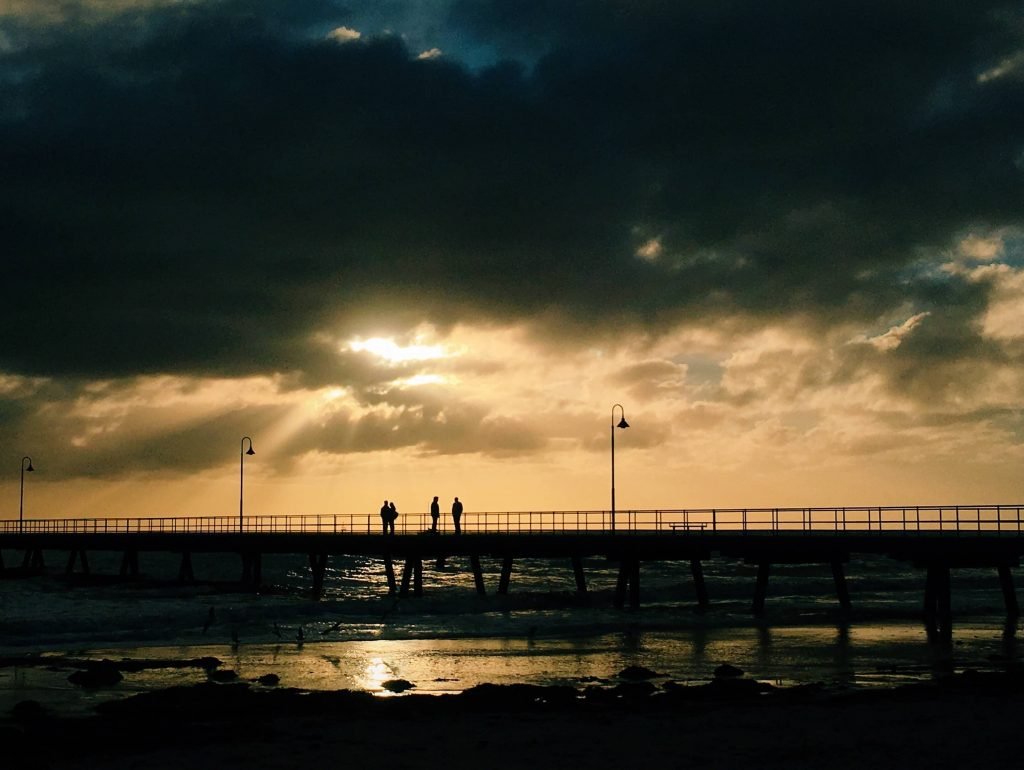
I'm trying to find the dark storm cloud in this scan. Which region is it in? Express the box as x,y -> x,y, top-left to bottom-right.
1,0 -> 1022,381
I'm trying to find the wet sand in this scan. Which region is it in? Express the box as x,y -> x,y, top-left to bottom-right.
4,671 -> 1024,769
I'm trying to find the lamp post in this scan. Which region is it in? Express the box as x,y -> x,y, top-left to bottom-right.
610,404 -> 629,531
239,437 -> 254,533
19,456 -> 34,533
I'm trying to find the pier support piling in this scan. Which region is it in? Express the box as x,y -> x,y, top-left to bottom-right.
998,565 -> 1018,617
924,564 -> 953,638
470,555 -> 486,597
65,549 -> 90,576
413,558 -> 424,597
178,552 -> 194,583
241,553 -> 262,588
23,549 -> 45,570
400,559 -> 414,596
614,561 -> 629,609
119,550 -> 138,578
629,558 -> 641,609
924,566 -> 937,623
832,561 -> 851,611
753,562 -> 770,617
384,555 -> 397,594
498,555 -> 513,595
937,566 -> 952,636
308,553 -> 328,600
690,559 -> 709,610
571,556 -> 587,594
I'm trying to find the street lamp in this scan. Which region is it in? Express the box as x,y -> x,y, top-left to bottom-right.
239,437 -> 254,533
19,456 -> 34,532
610,405 -> 629,531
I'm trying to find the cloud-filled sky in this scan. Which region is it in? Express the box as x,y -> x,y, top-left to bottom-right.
1,0 -> 1023,518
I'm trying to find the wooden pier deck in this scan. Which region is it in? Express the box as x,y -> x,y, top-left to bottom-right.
2,505 -> 1023,636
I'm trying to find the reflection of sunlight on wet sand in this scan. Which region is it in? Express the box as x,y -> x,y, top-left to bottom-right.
843,624 -> 929,644
16,616 -> 1023,719
85,621 -> 993,704
359,657 -> 396,694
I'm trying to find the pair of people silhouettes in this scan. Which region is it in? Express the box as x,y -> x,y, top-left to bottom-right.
429,495 -> 463,533
380,500 -> 398,534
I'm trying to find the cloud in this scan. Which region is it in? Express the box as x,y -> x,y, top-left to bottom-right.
959,233 -> 1006,260
610,359 -> 686,400
634,237 -> 662,263
967,264 -> 1024,341
978,49 -> 1024,83
850,312 -> 932,352
328,26 -> 362,43
1,1 -> 1023,499
0,1 -> 1020,387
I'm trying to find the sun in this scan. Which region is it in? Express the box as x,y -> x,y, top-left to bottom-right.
347,336 -> 448,364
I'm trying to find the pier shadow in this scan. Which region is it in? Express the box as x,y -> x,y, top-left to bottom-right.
621,623 -> 643,653
832,621 -> 854,686
999,615 -> 1019,663
755,621 -> 772,671
692,624 -> 708,668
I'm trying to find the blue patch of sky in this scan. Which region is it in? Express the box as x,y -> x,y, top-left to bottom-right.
1001,232 -> 1024,268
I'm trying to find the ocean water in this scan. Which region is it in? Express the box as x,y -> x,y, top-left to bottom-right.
1,549 -> 1021,715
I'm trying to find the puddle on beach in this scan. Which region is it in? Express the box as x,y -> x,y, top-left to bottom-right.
3,619 -> 1022,717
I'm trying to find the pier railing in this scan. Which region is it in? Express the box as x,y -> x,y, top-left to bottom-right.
2,505 -> 1023,535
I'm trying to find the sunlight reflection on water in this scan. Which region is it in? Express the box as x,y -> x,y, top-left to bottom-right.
3,550 -> 1023,716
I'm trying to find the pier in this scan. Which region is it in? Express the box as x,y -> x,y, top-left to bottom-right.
3,505 -> 1023,636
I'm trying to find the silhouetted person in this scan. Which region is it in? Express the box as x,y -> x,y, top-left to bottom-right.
389,501 -> 399,533
452,496 -> 463,534
430,496 -> 440,532
380,500 -> 392,535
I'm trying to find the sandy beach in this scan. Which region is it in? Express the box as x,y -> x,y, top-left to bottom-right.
4,668 -> 1023,770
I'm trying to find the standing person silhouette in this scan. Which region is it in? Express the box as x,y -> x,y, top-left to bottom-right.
388,501 -> 399,534
451,496 -> 463,534
380,500 -> 392,535
430,496 -> 440,533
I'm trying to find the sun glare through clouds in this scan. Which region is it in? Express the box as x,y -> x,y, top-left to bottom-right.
2,1 -> 1023,522
348,337 -> 449,363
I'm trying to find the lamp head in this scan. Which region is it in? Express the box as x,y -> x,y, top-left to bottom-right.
26,461 -> 34,472
617,417 -> 629,429
246,446 -> 255,456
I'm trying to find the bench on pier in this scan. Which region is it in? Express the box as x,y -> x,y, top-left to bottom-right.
668,522 -> 707,531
